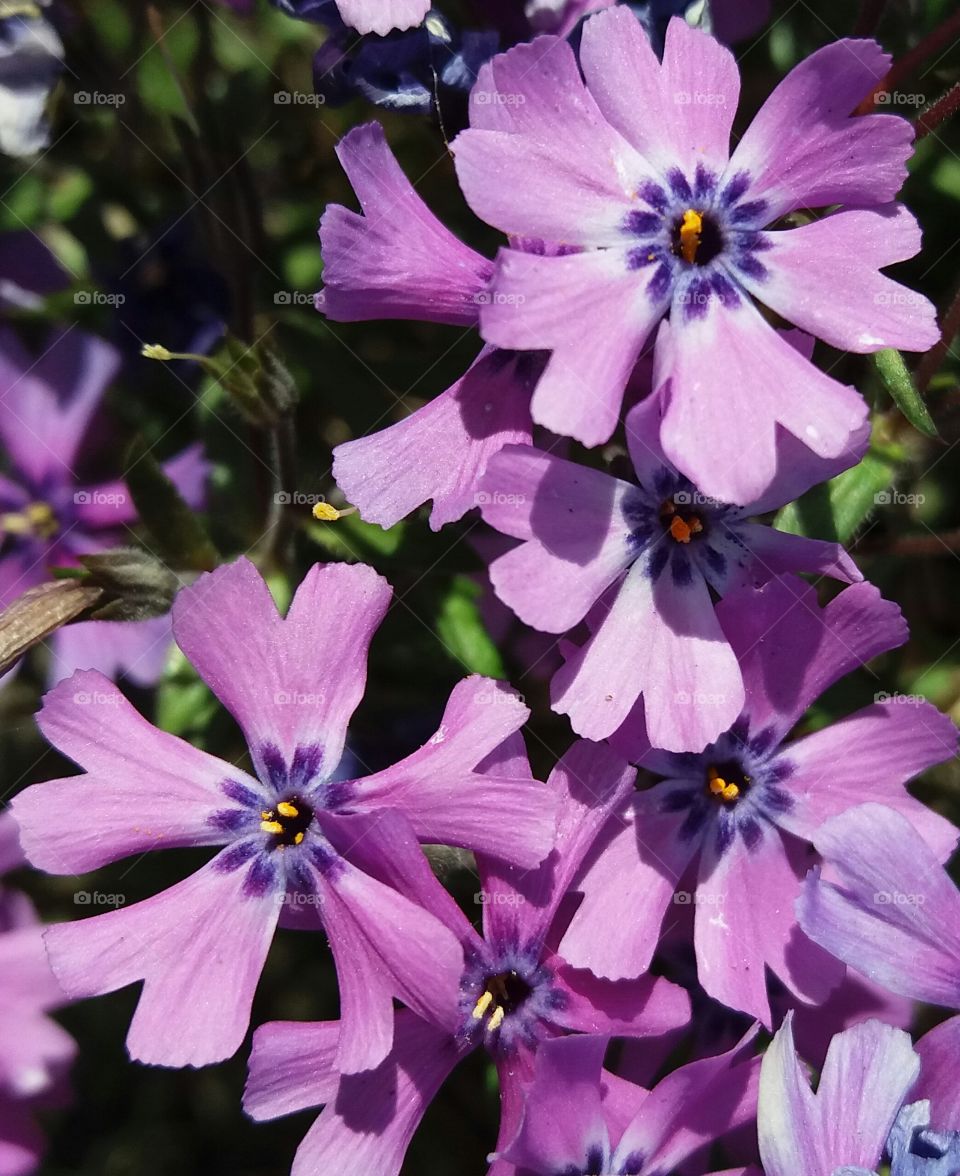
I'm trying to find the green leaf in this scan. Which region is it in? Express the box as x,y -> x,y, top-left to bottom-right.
124,436 -> 220,571
873,348 -> 938,438
435,576 -> 506,679
774,449 -> 899,544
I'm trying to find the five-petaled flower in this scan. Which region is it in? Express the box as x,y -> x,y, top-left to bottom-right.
451,10 -> 938,504
12,558 -> 557,1071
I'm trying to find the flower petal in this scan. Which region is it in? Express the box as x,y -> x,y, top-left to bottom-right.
495,1035 -> 611,1175
288,1012 -> 461,1176
333,348 -> 533,531
43,852 -> 282,1067
560,794 -> 700,979
314,819 -> 464,1072
355,676 -> 555,868
694,823 -> 842,1027
553,965 -> 691,1040
480,248 -> 666,447
580,10 -> 739,176
661,295 -> 868,506
798,804 -> 960,1008
13,670 -> 250,873
916,1015 -> 960,1124
0,328 -> 119,488
726,39 -> 912,220
757,1013 -> 828,1176
552,559 -> 743,749
320,122 -> 491,326
815,1018 -> 920,1170
244,1020 -> 341,1120
334,0 -> 429,35
776,701 -> 959,860
615,1031 -> 760,1175
477,739 -> 636,948
48,615 -> 174,689
741,206 -> 938,353
718,578 -> 907,743
481,447 -> 635,632
172,558 -> 390,780
734,524 -> 862,586
452,37 -> 647,244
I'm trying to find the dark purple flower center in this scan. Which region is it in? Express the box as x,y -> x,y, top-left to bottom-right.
671,207 -> 724,266
259,795 -> 314,847
705,759 -> 751,804
659,495 -> 706,544
654,720 -> 796,856
459,944 -> 564,1055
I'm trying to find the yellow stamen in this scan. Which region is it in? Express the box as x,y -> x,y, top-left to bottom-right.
487,1005 -> 506,1032
277,801 -> 299,818
260,819 -> 284,835
312,502 -> 357,522
2,502 -> 58,539
722,783 -> 740,801
294,832 -> 305,845
472,990 -> 494,1020
669,515 -> 702,544
679,208 -> 703,264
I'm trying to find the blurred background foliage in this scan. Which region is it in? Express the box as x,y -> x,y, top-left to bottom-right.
0,0 -> 959,1172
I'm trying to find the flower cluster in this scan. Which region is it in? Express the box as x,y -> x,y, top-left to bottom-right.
2,2 -> 959,1174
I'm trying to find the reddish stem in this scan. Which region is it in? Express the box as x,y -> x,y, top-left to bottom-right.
857,8 -> 960,114
916,80 -> 960,139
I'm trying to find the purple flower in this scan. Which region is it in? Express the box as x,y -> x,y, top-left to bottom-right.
758,1013 -> 923,1176
557,577 -> 958,1025
450,11 -> 938,503
11,557 -> 556,1071
0,812 -> 75,1176
494,1030 -> 758,1176
244,740 -> 691,1176
319,121 -> 543,531
0,326 -> 208,685
479,390 -> 863,748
